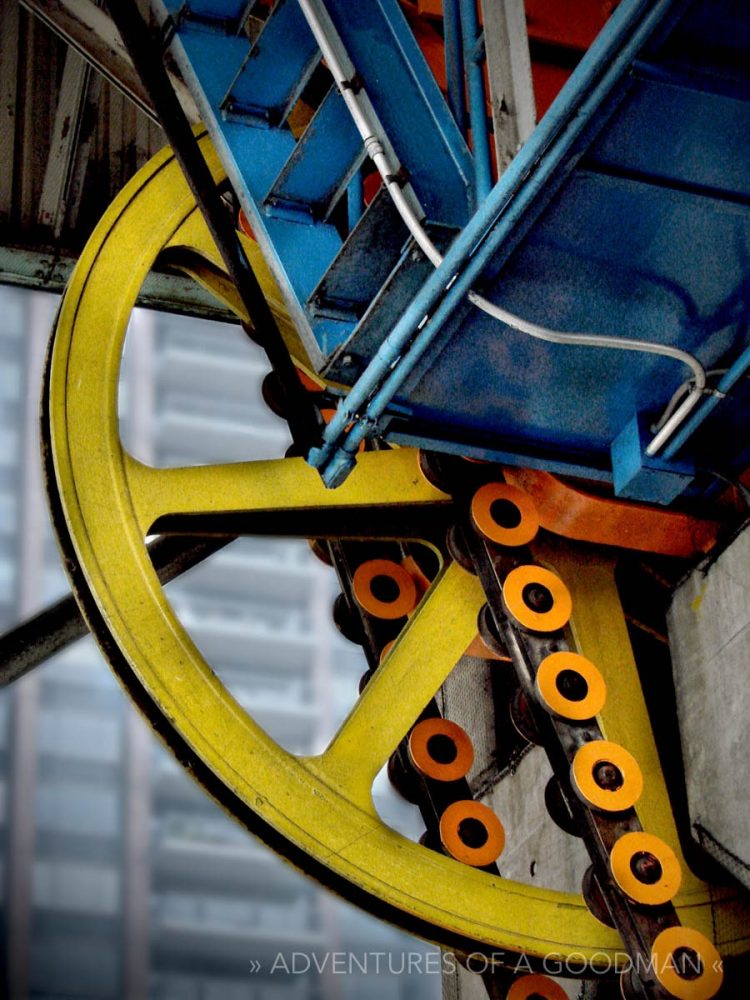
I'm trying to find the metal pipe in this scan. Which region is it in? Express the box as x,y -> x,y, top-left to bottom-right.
297,0 -> 441,266
0,593 -> 88,687
459,0 -> 492,201
660,343 -> 750,460
645,386 -> 704,456
442,0 -> 468,136
0,536 -> 232,687
471,293 -> 705,391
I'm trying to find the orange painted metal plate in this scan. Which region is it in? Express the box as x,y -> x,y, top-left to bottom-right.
503,468 -> 720,558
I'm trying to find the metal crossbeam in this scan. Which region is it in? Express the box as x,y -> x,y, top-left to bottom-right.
19,0 -> 199,123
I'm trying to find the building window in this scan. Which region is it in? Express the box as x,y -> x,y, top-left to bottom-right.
36,781 -> 120,837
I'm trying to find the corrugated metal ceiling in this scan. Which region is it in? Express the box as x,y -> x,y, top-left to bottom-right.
0,0 -> 231,318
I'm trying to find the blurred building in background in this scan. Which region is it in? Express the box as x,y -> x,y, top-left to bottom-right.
0,285 -> 439,1000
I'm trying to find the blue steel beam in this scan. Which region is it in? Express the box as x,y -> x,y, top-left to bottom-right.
459,0 -> 492,202
309,0 -> 677,486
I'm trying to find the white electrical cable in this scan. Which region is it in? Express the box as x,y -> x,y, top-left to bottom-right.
297,0 -> 442,267
296,0 -> 706,456
652,369 -> 729,433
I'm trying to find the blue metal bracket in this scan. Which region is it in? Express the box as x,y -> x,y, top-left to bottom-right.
611,414 -> 695,505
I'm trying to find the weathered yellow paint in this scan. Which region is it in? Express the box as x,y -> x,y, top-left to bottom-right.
47,135 -> 748,965
124,449 -> 449,535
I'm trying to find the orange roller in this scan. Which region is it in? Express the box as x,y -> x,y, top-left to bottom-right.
464,632 -> 511,662
401,554 -> 432,599
507,973 -> 569,1000
238,208 -> 255,239
610,831 -> 682,906
439,800 -> 505,867
503,565 -> 572,633
408,718 -> 474,782
352,559 -> 419,619
536,651 -> 606,721
571,740 -> 643,812
471,482 -> 540,547
651,927 -> 723,1000
379,640 -> 395,663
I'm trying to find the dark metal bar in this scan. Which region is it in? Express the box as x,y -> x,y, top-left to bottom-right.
442,0 -> 467,136
0,535 -> 232,687
105,0 -> 322,454
0,592 -> 88,687
20,0 -> 157,123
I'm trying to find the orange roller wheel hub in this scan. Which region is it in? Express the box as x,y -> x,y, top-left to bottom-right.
471,482 -> 540,547
610,831 -> 682,906
507,972 -> 569,1000
408,718 -> 474,782
536,651 -> 607,721
503,565 -> 573,633
651,926 -> 723,1000
352,559 -> 419,620
439,800 -> 505,867
571,740 -> 643,812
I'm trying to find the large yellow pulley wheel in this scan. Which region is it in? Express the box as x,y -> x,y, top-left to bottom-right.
45,134 -> 748,972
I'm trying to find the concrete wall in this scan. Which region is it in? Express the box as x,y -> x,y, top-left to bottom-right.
667,523 -> 750,889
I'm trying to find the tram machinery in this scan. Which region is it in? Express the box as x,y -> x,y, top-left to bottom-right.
4,1 -> 750,996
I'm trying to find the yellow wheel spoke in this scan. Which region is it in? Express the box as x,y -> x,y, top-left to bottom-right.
123,448 -> 449,535
310,563 -> 484,804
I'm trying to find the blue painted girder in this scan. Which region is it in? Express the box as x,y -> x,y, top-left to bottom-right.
157,0 -> 474,366
321,0 -> 750,502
